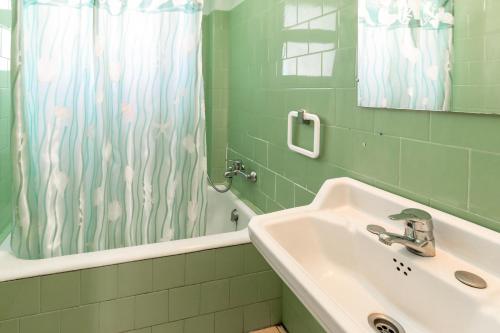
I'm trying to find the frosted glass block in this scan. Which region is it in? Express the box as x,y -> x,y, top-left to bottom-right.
0,0 -> 10,10
0,27 -> 10,59
0,57 -> 9,70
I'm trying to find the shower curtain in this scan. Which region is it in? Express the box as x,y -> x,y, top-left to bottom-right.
10,0 -> 207,259
357,0 -> 454,111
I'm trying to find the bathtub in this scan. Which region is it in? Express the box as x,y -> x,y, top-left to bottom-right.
0,187 -> 256,282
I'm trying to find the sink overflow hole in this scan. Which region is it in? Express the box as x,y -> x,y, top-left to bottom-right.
392,259 -> 412,276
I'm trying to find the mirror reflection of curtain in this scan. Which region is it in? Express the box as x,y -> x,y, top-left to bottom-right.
358,0 -> 453,111
11,0 -> 207,259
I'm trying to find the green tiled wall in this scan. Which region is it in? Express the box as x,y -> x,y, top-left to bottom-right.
226,0 -> 500,236
203,11 -> 230,183
0,244 -> 282,333
223,1 -> 500,331
282,285 -> 325,333
0,7 -> 11,244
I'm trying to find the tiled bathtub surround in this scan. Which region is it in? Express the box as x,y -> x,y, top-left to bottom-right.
226,0 -> 500,233
203,11 -> 230,184
0,244 -> 282,333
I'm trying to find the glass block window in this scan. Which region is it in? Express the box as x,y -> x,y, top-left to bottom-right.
0,25 -> 10,71
0,0 -> 11,10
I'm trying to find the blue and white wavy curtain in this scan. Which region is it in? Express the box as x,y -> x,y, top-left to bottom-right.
11,0 -> 207,259
358,0 -> 454,111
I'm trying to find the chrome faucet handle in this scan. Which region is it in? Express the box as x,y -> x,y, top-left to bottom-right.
228,159 -> 244,171
389,208 -> 433,232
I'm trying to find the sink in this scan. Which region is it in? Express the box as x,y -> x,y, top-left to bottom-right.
248,178 -> 500,333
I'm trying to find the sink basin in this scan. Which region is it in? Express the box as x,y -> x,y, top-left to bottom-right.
249,178 -> 500,333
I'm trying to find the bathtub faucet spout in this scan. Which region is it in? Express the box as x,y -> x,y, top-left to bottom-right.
225,160 -> 257,183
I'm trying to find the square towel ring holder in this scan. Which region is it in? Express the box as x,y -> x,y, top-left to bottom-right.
287,109 -> 321,159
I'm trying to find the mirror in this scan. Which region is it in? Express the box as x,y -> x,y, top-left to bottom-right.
357,0 -> 454,111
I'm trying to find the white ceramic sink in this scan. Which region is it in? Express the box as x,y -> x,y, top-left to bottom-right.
249,178 -> 500,333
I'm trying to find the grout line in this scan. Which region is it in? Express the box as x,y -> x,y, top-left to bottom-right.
398,138 -> 402,187
428,112 -> 432,142
467,148 -> 472,210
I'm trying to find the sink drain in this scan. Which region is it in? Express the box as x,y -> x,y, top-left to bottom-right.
368,313 -> 405,333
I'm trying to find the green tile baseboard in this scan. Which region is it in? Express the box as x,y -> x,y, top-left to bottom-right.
0,244 -> 282,333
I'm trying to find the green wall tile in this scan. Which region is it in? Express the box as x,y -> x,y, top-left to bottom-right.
229,274 -> 260,307
0,231 -> 274,333
243,244 -> 270,273
269,299 -> 282,326
168,285 -> 201,321
99,297 -> 135,333
81,265 -> 118,304
283,151 -> 311,186
257,271 -> 282,301
0,73 -> 9,89
282,285 -> 326,333
20,312 -> 59,333
215,246 -> 245,279
135,290 -> 169,328
0,320 -> 18,333
429,199 -> 500,233
214,308 -> 243,333
184,314 -> 214,333
224,0 -> 500,229
118,260 -> 153,297
153,255 -> 186,291
431,113 -> 500,154
203,10 -> 230,180
259,167 -> 276,200
485,33 -> 500,61
400,140 -> 469,209
455,37 -> 484,62
0,278 -> 39,321
470,152 -> 500,221
374,108 -> 430,141
200,279 -> 230,314
185,250 -> 216,284
275,175 -> 294,208
254,139 -> 268,166
151,320 -> 184,333
127,328 -> 152,333
307,89 -> 336,126
266,198 -> 283,213
294,185 -> 315,206
40,271 -> 80,312
338,3 -> 356,48
335,88 -> 374,131
350,132 -> 400,185
0,6 -> 11,242
0,89 -> 11,116
60,304 -> 99,333
243,302 -> 271,332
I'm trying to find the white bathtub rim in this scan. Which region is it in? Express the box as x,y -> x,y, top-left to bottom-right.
0,229 -> 250,283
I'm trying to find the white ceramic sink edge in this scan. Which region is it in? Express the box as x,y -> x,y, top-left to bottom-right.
248,177 -> 500,333
250,208 -> 362,332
